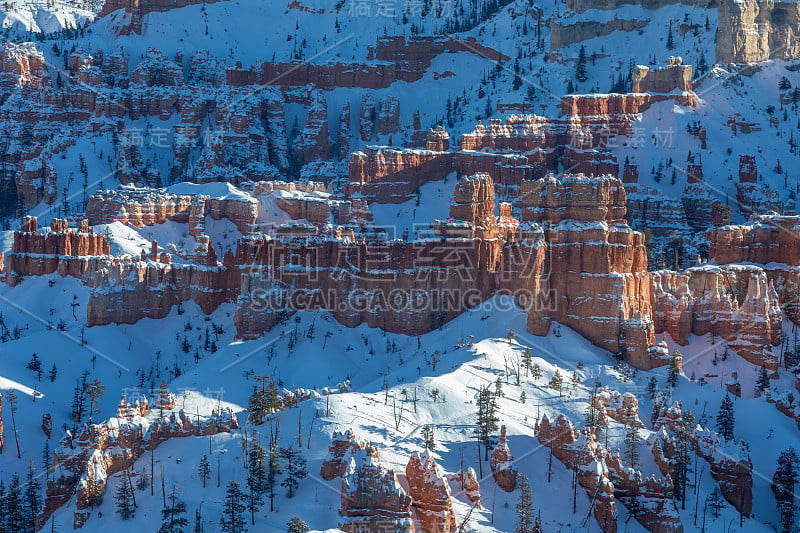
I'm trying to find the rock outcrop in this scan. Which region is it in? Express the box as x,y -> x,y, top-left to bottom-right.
5,217 -> 110,285
537,413 -> 682,533
42,395 -> 238,529
86,184 -> 259,236
651,400 -> 753,517
489,426 -> 517,492
405,451 -> 457,533
651,266 -> 782,370
716,0 -> 800,64
339,444 -> 415,533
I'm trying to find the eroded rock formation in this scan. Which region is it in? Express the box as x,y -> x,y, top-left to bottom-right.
406,451 -> 457,533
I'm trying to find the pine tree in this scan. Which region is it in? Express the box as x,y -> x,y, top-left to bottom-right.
623,422 -> 642,468
193,508 -> 204,533
279,446 -> 307,498
23,461 -> 41,532
421,425 -> 435,450
115,478 -> 136,520
716,394 -> 735,441
84,377 -> 106,424
549,370 -> 563,396
673,410 -> 695,509
515,474 -> 535,533
220,481 -> 246,533
756,366 -> 771,394
158,485 -> 189,533
667,351 -> 681,387
775,448 -> 799,533
530,363 -> 542,381
475,385 -> 499,460
495,377 -> 504,398
286,516 -> 310,533
646,377 -> 658,399
6,473 -> 22,533
585,382 -> 605,440
246,436 -> 267,524
266,438 -> 280,512
576,45 -> 588,82
48,363 -> 57,382
198,455 -> 211,488
707,487 -> 725,519
522,348 -> 533,376
666,23 -> 675,50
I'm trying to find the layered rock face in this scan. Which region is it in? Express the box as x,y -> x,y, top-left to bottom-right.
228,35 -> 508,89
519,174 -> 658,368
42,395 -> 238,529
550,18 -> 648,49
651,400 -> 753,516
86,185 -> 259,235
86,252 -> 240,326
565,0 -> 712,12
716,0 -> 800,63
651,266 -> 782,370
5,217 -> 110,285
348,105 -> 645,204
236,173 -> 519,338
632,58 -> 693,94
405,451 -> 457,533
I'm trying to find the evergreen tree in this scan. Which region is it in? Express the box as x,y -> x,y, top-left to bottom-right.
646,377 -> 658,399
279,447 -> 307,498
585,382 -> 605,440
84,377 -> 106,424
26,353 -> 42,380
756,365 -> 771,394
421,425 -> 435,450
515,474 -> 535,533
780,76 -> 793,91
286,516 -> 310,533
775,448 -> 799,533
667,351 -> 681,387
158,485 -> 189,533
115,478 -> 136,520
246,436 -> 267,524
707,487 -> 725,519
193,508 -> 204,533
475,384 -> 499,460
6,473 -> 22,533
666,23 -> 675,50
576,45 -> 588,82
522,348 -> 533,376
623,422 -> 642,468
495,377 -> 504,398
48,363 -> 57,382
716,394 -> 735,441
549,369 -> 563,396
530,363 -> 542,381
220,481 -> 246,533
266,438 -> 280,512
198,455 -> 211,488
673,411 -> 695,509
23,461 -> 41,532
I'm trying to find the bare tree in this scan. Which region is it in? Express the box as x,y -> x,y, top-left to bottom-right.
6,390 -> 21,458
